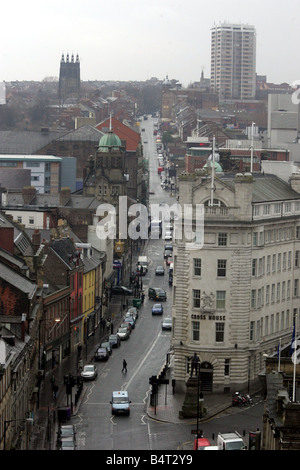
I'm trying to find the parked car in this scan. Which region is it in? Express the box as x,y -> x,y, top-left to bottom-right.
126,308 -> 138,321
58,424 -> 76,438
117,327 -> 130,340
81,364 -> 98,380
162,317 -> 172,330
111,285 -> 133,296
152,303 -> 164,315
57,425 -> 76,447
101,341 -> 112,355
120,322 -> 132,334
148,287 -> 167,301
94,347 -> 109,361
108,334 -> 121,348
164,243 -> 173,252
155,265 -> 165,275
123,314 -> 135,329
127,306 -> 138,319
164,231 -> 172,240
59,436 -> 76,450
166,256 -> 173,266
164,249 -> 172,259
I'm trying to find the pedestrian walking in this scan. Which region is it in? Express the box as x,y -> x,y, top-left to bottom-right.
53,384 -> 59,400
106,318 -> 111,332
122,359 -> 127,373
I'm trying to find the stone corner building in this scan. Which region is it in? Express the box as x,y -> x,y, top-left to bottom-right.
172,170 -> 300,394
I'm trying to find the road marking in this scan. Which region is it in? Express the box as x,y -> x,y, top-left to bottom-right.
121,333 -> 162,390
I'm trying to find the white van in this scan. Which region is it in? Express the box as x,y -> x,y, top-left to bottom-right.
110,391 -> 131,415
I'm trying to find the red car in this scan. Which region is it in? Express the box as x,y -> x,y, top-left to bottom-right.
193,437 -> 211,450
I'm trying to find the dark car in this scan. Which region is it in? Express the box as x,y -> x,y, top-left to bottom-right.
94,347 -> 109,361
111,285 -> 133,296
108,334 -> 121,348
155,265 -> 165,275
148,287 -> 167,301
101,341 -> 112,355
164,243 -> 173,252
164,249 -> 172,259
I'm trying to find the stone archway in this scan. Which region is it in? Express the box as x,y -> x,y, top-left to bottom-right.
200,361 -> 213,392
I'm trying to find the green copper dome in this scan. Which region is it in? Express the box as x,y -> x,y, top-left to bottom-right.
204,161 -> 223,172
98,130 -> 122,152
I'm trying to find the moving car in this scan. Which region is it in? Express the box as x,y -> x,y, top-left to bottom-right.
108,334 -> 121,348
94,347 -> 109,361
148,287 -> 167,301
111,285 -> 133,296
162,317 -> 172,330
117,327 -> 130,340
110,390 -> 131,415
81,364 -> 98,380
152,303 -> 163,315
155,265 -> 165,275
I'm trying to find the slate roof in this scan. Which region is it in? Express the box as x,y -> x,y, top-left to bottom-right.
252,175 -> 300,202
0,130 -> 67,154
220,173 -> 300,203
55,125 -> 104,142
50,237 -> 84,269
0,261 -> 37,299
0,169 -> 31,190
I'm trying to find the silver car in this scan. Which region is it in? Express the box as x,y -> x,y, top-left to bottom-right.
81,364 -> 98,380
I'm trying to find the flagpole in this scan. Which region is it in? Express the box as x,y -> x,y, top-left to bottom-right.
292,314 -> 297,402
278,338 -> 281,372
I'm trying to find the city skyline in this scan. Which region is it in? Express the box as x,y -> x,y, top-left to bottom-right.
1,0 -> 299,87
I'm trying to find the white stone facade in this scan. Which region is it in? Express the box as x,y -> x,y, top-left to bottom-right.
172,171 -> 300,393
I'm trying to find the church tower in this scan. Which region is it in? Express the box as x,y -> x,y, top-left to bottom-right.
58,53 -> 80,105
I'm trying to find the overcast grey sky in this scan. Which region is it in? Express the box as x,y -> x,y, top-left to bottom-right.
1,0 -> 298,87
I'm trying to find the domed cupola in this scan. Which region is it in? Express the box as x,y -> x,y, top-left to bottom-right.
98,130 -> 122,153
